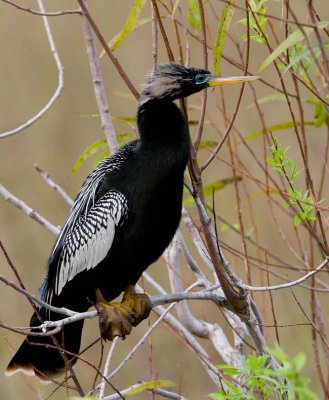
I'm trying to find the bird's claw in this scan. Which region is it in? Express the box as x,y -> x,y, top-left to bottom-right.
96,300 -> 135,341
95,285 -> 151,341
121,285 -> 152,326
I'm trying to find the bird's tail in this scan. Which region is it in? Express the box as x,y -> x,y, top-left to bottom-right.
6,310 -> 84,381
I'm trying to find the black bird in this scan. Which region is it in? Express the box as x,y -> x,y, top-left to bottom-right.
6,64 -> 257,380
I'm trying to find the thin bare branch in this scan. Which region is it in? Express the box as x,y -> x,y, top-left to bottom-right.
77,0 -> 139,100
0,0 -> 64,138
239,258 -> 329,292
103,381 -> 188,400
150,0 -> 175,62
80,0 -> 119,153
34,164 -> 73,206
1,0 -> 81,16
0,183 -> 60,235
98,337 -> 119,399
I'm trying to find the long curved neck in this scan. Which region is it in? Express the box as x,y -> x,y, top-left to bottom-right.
137,99 -> 190,150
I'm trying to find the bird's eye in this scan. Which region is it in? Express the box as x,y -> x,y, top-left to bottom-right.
195,74 -> 208,85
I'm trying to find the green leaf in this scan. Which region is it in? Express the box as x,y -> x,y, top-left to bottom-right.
212,347 -> 319,400
198,140 -> 218,149
116,116 -> 136,126
112,116 -> 137,125
293,353 -> 306,373
71,139 -> 108,174
93,149 -> 110,167
100,0 -> 147,56
209,393 -> 225,400
214,0 -> 235,75
314,104 -> 329,128
70,397 -> 96,400
184,176 -> 242,206
282,44 -> 320,75
259,21 -> 329,71
238,0 -> 268,45
247,93 -> 286,108
245,120 -> 314,140
203,177 -> 242,197
104,16 -> 151,54
209,381 -> 246,399
306,213 -> 317,221
116,131 -> 134,144
266,157 -> 276,166
127,379 -> 175,396
80,114 -> 137,125
294,214 -> 303,226
218,364 -> 240,376
187,0 -> 200,31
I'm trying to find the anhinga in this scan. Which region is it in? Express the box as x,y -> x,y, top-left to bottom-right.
6,64 -> 257,380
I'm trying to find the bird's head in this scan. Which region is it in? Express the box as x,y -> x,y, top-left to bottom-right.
139,63 -> 259,105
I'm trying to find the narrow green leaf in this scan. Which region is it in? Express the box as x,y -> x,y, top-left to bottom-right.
214,0 -> 235,75
266,157 -> 276,166
314,103 -> 329,127
104,16 -> 151,54
100,0 -> 147,56
198,140 -> 218,149
281,44 -> 321,75
187,0 -> 200,31
259,21 -> 329,71
70,397 -> 96,400
245,120 -> 314,140
246,93 -> 286,108
203,177 -> 242,197
71,139 -> 108,174
112,116 -> 136,124
93,149 -> 110,167
209,393 -> 225,400
127,380 -> 175,396
218,364 -> 240,376
184,176 -> 242,206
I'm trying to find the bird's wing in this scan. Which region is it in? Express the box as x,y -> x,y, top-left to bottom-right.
42,141 -> 138,302
54,189 -> 128,295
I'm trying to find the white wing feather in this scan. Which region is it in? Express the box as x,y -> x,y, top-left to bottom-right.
54,190 -> 128,295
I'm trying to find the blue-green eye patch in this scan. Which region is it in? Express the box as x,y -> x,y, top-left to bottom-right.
195,74 -> 210,85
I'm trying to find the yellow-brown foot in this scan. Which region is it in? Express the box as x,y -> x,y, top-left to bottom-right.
95,285 -> 151,341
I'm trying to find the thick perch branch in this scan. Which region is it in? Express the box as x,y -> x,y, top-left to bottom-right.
3,254 -> 327,336
18,290 -> 229,334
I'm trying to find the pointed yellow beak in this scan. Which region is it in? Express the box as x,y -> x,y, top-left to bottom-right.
208,75 -> 260,86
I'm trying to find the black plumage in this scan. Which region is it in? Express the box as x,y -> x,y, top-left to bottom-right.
6,64 -> 257,380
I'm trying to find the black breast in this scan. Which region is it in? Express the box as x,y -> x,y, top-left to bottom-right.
94,100 -> 190,300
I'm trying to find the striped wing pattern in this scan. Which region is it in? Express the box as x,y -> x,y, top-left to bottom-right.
42,141 -> 139,304
54,190 -> 128,295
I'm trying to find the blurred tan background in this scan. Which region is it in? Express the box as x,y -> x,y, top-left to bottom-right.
0,0 -> 328,399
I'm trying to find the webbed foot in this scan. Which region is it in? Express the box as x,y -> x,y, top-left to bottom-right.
95,285 -> 151,341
